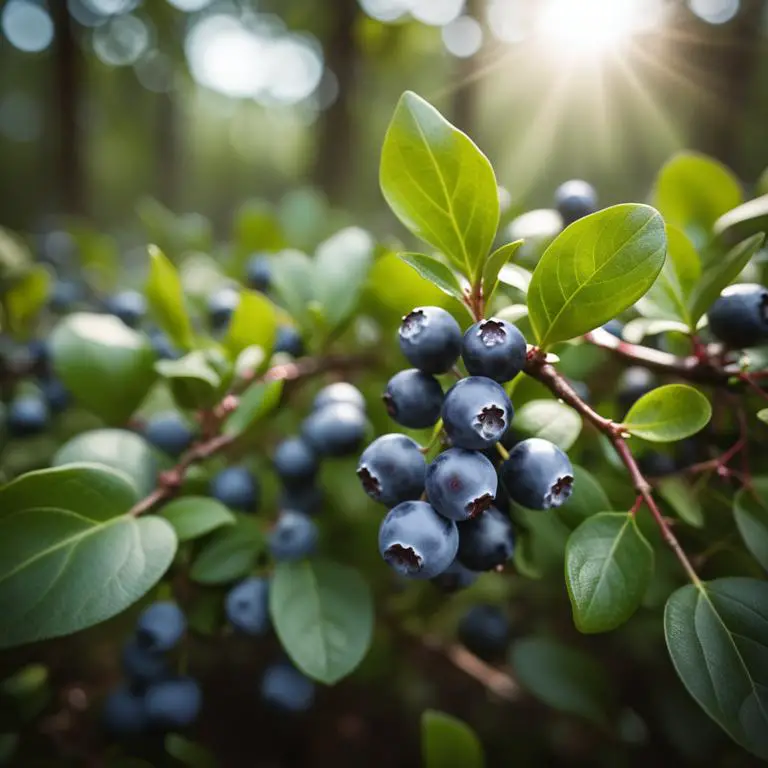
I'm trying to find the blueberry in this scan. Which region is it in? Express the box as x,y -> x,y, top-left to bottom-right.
313,382 -> 366,412
357,434 -> 426,507
301,402 -> 367,457
280,484 -> 324,516
425,448 -> 497,521
148,329 -> 180,360
261,662 -> 315,713
378,500 -> 458,580
461,318 -> 527,383
398,306 -> 462,374
102,685 -> 147,736
246,254 -> 271,292
456,506 -> 515,571
707,283 -> 768,349
618,366 -> 655,413
49,279 -> 82,313
458,604 -> 511,662
209,466 -> 259,512
430,559 -> 479,593
144,411 -> 195,458
383,369 -> 443,429
268,511 -> 319,561
40,378 -> 70,413
27,339 -> 49,375
7,395 -> 49,437
208,287 -> 240,331
274,326 -> 305,357
135,601 -> 186,653
225,577 -> 270,635
500,437 -> 574,510
121,639 -> 169,687
105,290 -> 146,328
602,319 -> 624,338
442,376 -> 513,450
273,436 -> 318,486
144,677 -> 202,729
554,179 -> 598,225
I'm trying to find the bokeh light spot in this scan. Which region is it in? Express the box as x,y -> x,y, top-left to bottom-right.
2,0 -> 54,53
442,16 -> 482,58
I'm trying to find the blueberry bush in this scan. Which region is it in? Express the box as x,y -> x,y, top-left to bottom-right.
2,90 -> 768,766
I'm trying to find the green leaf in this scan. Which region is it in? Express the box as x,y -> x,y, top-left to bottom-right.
223,379 -> 283,437
155,351 -> 223,410
189,515 -> 263,585
160,497 -> 235,543
314,227 -> 375,330
496,263 -> 532,295
621,317 -> 693,343
53,428 -> 159,497
514,399 -> 582,450
527,205 -> 666,347
653,152 -> 743,243
269,558 -> 374,685
269,249 -> 315,329
0,226 -> 32,288
758,409 -> 768,425
713,194 -> 768,247
623,384 -> 711,442
165,733 -> 217,768
512,505 -> 570,577
687,234 -> 765,326
65,220 -> 120,291
145,245 -> 194,351
557,465 -> 612,528
421,710 -> 485,768
0,464 -> 176,649
223,290 -> 277,359
733,478 -> 768,572
483,240 -> 524,303
565,512 -> 654,633
380,91 -> 499,281
510,637 -> 612,727
664,578 -> 768,759
5,265 -> 50,335
51,313 -> 157,425
233,199 -> 284,262
398,252 -> 465,303
658,476 -> 704,528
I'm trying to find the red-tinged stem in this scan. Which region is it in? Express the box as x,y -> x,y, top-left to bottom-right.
629,495 -> 644,517
740,372 -> 768,403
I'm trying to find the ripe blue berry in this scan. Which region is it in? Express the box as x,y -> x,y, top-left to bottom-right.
398,306 -> 462,374
554,179 -> 598,225
500,437 -> 574,510
602,319 -> 624,338
27,339 -> 50,375
280,484 -> 324,516
431,559 -> 479,592
225,577 -> 270,635
105,290 -> 146,328
144,411 -> 195,458
102,685 -> 148,736
707,283 -> 768,349
268,510 -> 319,561
302,402 -> 367,457
144,677 -> 202,729
7,395 -> 49,437
246,253 -> 271,292
383,369 -> 443,429
458,604 -> 511,662
442,376 -> 513,450
461,318 -> 526,383
207,287 -> 239,331
40,378 -> 70,413
135,601 -> 186,653
148,329 -> 180,360
273,436 -> 318,486
378,500 -> 458,580
425,448 -> 497,521
261,662 -> 315,713
456,506 -> 514,571
49,279 -> 82,313
357,434 -> 426,507
121,640 -> 169,687
274,325 -> 305,357
209,466 -> 259,512
313,382 -> 366,412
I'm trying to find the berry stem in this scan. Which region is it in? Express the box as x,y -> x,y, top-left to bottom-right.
420,418 -> 445,455
495,442 -> 510,461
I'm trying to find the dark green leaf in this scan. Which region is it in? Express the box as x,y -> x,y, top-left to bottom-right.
398,252 -> 465,303
713,194 -> 768,247
160,497 -> 235,543
165,733 -> 217,768
5,265 -> 50,335
527,205 -> 666,347
223,379 -> 283,437
223,290 -> 277,358
664,578 -> 768,759
514,399 -> 582,450
512,505 -> 570,578
190,515 -> 263,585
155,351 -> 223,410
483,240 -> 524,302
658,476 -> 704,528
145,245 -> 194,351
623,384 -> 711,442
565,512 -> 654,633
270,558 -> 374,684
421,710 -> 485,768
557,465 -> 611,529
0,464 -> 176,649
733,478 -> 768,572
380,91 -> 499,281
51,313 -> 157,425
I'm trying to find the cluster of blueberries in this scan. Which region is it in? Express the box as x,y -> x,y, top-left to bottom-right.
357,306 -> 574,584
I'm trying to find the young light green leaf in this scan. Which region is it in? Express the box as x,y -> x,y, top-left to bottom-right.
380,91 -> 499,281
5,265 -> 50,335
657,476 -> 704,528
733,478 -> 768,572
268,249 -> 315,329
687,234 -> 765,326
527,205 -> 666,347
160,497 -> 235,543
223,379 -> 283,437
514,399 -> 582,450
269,558 -> 374,685
621,317 -> 693,343
422,710 -> 485,768
622,384 -> 711,443
51,313 -> 157,425
0,464 -> 176,650
557,465 -> 612,528
190,515 -> 264,585
665,578 -> 768,759
223,289 -> 277,358
565,512 -> 654,634
398,252 -> 465,303
758,409 -> 768,425
713,194 -> 768,247
232,199 -> 284,263
0,226 -> 32,287
483,240 -> 524,302
145,246 -> 194,350
155,351 -> 223,410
